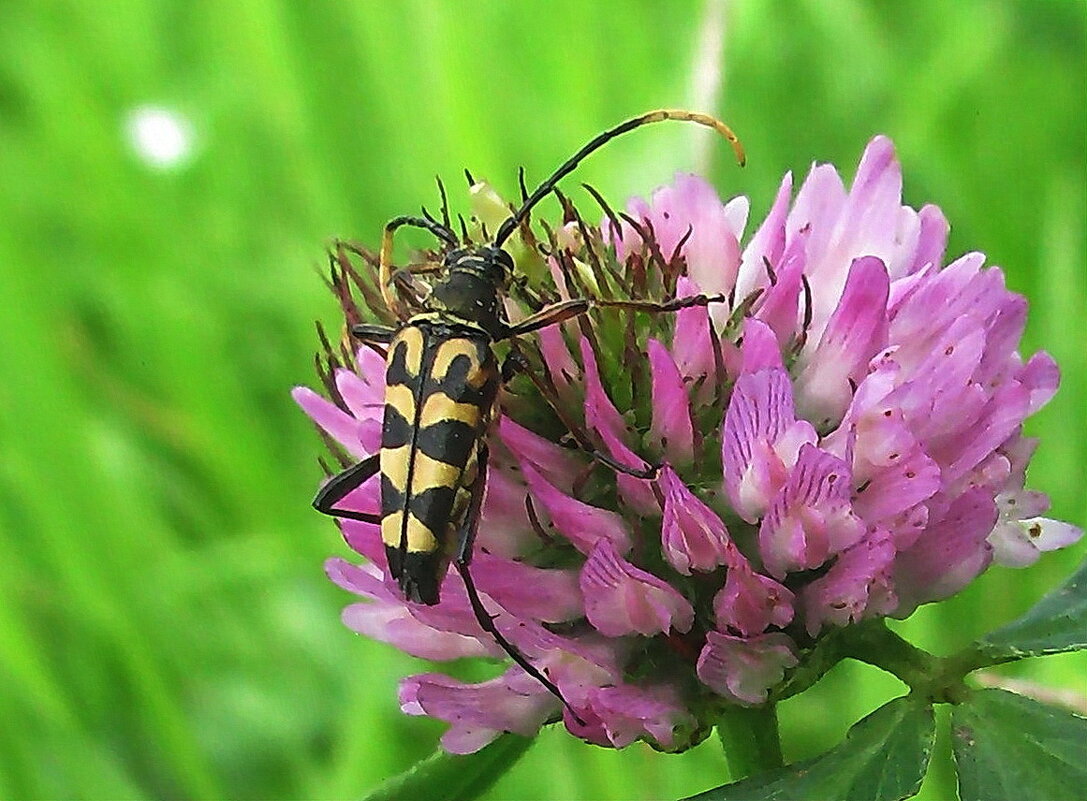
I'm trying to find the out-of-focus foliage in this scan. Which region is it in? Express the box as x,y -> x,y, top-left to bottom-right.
0,1 -> 1081,799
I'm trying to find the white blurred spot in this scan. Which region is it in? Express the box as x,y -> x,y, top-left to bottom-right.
688,0 -> 728,174
125,105 -> 194,169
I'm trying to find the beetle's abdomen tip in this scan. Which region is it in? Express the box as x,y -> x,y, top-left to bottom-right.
385,545 -> 443,605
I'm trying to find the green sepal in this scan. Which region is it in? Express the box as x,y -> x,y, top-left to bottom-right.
361,733 -> 533,801
680,696 -> 934,801
950,688 -> 1087,801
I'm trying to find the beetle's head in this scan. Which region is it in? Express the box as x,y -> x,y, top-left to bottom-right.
444,245 -> 514,288
427,245 -> 514,331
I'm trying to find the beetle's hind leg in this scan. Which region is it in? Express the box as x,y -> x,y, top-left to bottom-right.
452,446 -> 584,723
312,453 -> 382,524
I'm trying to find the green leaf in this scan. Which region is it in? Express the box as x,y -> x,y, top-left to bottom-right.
361,734 -> 533,801
951,688 -> 1087,801
682,696 -> 934,801
973,557 -> 1087,663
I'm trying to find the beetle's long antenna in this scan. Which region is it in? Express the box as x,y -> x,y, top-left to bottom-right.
518,166 -> 530,203
379,215 -> 458,313
420,205 -> 442,229
493,109 -> 744,247
383,214 -> 458,249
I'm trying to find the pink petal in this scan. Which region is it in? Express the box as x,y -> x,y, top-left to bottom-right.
334,553 -> 555,654
521,461 -> 632,555
470,551 -> 583,623
786,162 -> 847,258
845,406 -> 942,536
753,229 -> 809,347
521,627 -> 623,691
841,137 -> 903,260
887,252 -> 986,354
907,204 -> 949,275
801,530 -> 898,635
580,338 -> 658,514
474,468 -> 537,558
535,323 -> 581,397
1019,351 -> 1060,414
579,336 -> 635,446
580,539 -> 694,637
759,443 -> 864,578
498,416 -> 584,493
989,516 -> 1084,568
647,339 -> 695,464
399,670 -> 556,754
892,488 -> 998,615
562,703 -> 612,748
740,317 -> 785,374
795,256 -> 890,428
696,631 -> 798,705
975,295 -> 1028,385
328,558 -> 480,641
670,276 -> 717,388
334,365 -> 384,421
853,455 -> 941,550
792,138 -> 909,344
292,386 -> 371,460
723,195 -> 750,240
735,172 -> 793,301
722,368 -> 815,522
568,684 -> 696,750
997,489 -> 1051,520
620,173 -> 743,301
339,519 -> 383,563
941,382 -> 1031,484
342,601 -> 493,661
714,567 -> 795,637
659,464 -> 733,574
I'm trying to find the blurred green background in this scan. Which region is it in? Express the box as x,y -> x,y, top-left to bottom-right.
0,1 -> 1083,799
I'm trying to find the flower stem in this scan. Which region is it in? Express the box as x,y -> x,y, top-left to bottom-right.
715,703 -> 784,781
838,620 -> 938,686
837,619 -> 971,703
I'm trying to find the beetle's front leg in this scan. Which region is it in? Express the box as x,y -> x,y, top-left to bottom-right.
350,323 -> 397,345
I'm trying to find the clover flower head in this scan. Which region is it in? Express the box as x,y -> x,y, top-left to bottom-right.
296,135 -> 1081,754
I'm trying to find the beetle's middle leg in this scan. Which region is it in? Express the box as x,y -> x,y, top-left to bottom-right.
498,292 -> 729,479
500,292 -> 728,339
591,293 -> 728,314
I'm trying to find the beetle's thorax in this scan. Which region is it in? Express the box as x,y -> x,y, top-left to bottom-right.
424,245 -> 512,336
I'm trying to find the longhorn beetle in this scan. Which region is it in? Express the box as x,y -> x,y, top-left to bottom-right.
313,110 -> 744,715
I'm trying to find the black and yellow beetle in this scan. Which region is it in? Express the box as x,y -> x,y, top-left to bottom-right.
313,110 -> 743,709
